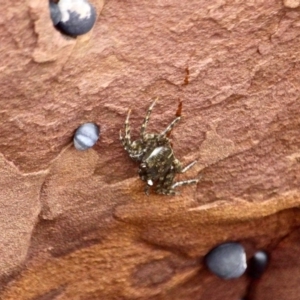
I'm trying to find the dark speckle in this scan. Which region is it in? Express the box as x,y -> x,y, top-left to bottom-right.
50,238 -> 101,258
31,286 -> 66,300
133,259 -> 174,287
247,250 -> 269,279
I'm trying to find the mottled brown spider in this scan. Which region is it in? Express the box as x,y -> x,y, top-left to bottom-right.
120,98 -> 198,195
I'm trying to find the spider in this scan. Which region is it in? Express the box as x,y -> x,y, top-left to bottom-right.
120,98 -> 198,195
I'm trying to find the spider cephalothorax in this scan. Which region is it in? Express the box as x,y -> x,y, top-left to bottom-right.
120,99 -> 198,195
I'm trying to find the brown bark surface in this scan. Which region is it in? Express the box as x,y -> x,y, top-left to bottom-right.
1,0 -> 300,299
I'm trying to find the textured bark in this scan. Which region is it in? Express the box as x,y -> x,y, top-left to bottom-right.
1,0 -> 300,299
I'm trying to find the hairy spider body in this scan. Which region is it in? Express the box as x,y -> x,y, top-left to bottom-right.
120,99 -> 198,195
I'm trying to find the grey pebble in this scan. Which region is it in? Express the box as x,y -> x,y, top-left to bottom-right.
73,122 -> 100,151
205,242 -> 247,279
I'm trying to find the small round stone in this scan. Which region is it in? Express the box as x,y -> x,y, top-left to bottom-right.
56,0 -> 96,37
247,250 -> 268,279
73,122 -> 100,151
205,242 -> 247,279
49,1 -> 62,25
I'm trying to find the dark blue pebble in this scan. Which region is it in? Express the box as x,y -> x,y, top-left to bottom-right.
247,250 -> 268,279
56,0 -> 96,37
205,242 -> 247,279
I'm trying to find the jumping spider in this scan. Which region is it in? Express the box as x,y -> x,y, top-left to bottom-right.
120,98 -> 198,195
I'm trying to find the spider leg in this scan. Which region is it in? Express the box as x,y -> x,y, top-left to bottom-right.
155,172 -> 177,195
171,179 -> 199,189
144,184 -> 151,196
140,98 -> 158,138
166,99 -> 182,138
156,189 -> 177,196
120,109 -> 132,151
158,117 -> 181,139
171,159 -> 198,190
181,160 -> 197,173
173,159 -> 197,173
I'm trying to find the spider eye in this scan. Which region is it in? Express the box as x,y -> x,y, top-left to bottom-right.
140,163 -> 147,168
